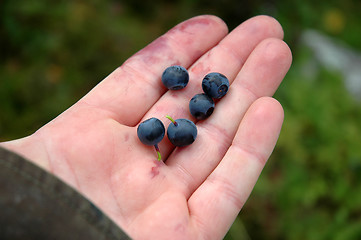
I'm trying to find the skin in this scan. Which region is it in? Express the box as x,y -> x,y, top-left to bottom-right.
1,15 -> 292,240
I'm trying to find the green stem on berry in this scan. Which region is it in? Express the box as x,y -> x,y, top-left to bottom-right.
154,144 -> 161,161
166,115 -> 178,126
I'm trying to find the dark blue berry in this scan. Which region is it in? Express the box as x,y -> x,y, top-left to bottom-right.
166,117 -> 197,147
189,93 -> 215,120
137,118 -> 165,146
202,72 -> 229,99
161,65 -> 189,90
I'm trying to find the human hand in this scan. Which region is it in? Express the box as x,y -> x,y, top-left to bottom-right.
1,15 -> 292,239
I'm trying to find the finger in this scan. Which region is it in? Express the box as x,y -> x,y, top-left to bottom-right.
188,97 -> 284,240
79,15 -> 228,126
141,15 -> 284,158
168,38 -> 292,195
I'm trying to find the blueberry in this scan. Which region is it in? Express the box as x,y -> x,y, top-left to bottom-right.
166,116 -> 197,147
137,118 -> 165,145
162,65 -> 189,90
189,93 -> 215,120
137,118 -> 165,161
202,72 -> 229,99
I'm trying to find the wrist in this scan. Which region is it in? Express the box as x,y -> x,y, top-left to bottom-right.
0,132 -> 50,171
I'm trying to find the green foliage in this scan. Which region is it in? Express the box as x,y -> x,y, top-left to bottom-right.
0,0 -> 162,139
235,47 -> 361,239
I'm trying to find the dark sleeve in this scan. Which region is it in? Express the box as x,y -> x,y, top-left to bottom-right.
0,147 -> 132,240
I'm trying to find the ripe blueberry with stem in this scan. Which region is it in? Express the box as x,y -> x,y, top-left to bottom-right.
166,115 -> 197,147
137,118 -> 165,161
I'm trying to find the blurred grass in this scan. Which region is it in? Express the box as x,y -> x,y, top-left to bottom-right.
1,0 -> 361,239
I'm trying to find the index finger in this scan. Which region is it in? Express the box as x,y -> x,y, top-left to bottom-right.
78,15 -> 228,126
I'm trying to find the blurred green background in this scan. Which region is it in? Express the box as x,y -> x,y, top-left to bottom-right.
1,0 -> 361,239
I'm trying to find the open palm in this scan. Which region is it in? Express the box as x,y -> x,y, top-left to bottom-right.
2,15 -> 292,239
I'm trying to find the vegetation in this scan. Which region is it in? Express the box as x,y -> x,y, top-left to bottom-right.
1,0 -> 361,239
